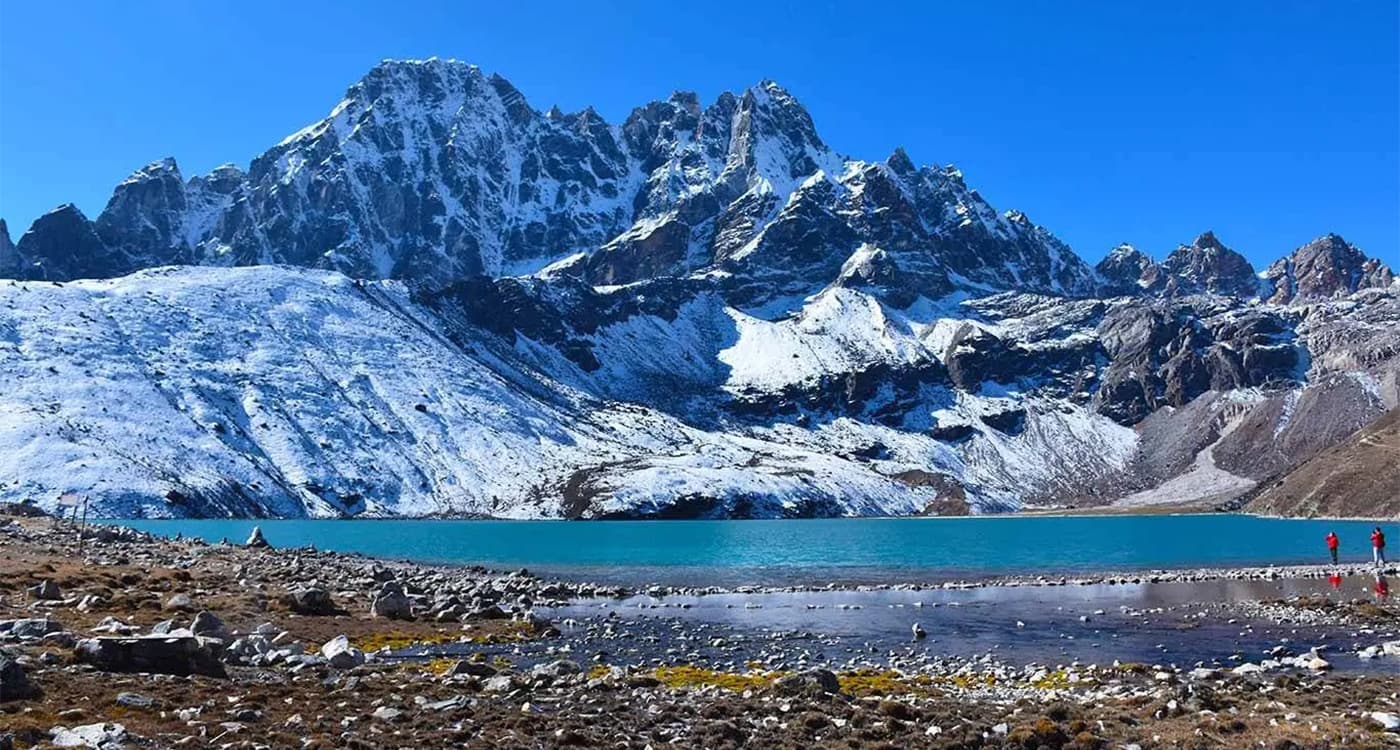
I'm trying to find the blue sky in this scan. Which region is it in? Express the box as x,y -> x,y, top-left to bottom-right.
1,1 -> 1395,268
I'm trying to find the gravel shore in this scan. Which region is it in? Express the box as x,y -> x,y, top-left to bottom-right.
5,512 -> 1400,749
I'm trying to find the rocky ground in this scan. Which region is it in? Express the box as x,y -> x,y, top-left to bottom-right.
5,512 -> 1400,748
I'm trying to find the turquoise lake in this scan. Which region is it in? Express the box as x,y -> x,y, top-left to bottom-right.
106,514 -> 1386,587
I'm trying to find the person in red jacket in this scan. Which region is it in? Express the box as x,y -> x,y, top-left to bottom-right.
1326,531 -> 1340,564
1373,527 -> 1387,567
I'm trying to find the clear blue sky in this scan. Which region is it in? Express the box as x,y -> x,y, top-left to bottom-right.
1,1 -> 1396,268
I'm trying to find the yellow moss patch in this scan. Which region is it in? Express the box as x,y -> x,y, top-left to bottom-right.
355,631 -> 459,652
838,669 -> 941,697
417,657 -> 458,676
587,664 -> 612,680
1029,669 -> 1073,690
653,665 -> 779,692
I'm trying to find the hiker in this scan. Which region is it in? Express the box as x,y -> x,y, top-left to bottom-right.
1326,531 -> 1340,564
1374,527 -> 1388,566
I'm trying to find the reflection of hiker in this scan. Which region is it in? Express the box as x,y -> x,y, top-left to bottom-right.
1374,527 -> 1388,566
1377,573 -> 1391,599
1326,531 -> 1340,564
1329,573 -> 1342,589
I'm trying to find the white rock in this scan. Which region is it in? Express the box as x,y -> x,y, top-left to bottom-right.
319,634 -> 365,669
50,722 -> 128,748
1371,712 -> 1400,732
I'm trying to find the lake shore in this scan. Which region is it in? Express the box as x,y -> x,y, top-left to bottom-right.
6,510 -> 1400,748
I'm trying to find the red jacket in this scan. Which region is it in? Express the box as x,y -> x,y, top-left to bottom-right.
1375,530 -> 1387,549
1326,533 -> 1339,550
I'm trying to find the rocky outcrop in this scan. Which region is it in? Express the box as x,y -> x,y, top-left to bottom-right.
1263,234 -> 1395,304
0,219 -> 18,278
1092,299 -> 1302,424
10,205 -> 112,281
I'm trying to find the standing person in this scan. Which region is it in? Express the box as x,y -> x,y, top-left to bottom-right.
1326,531 -> 1340,564
1373,527 -> 1387,567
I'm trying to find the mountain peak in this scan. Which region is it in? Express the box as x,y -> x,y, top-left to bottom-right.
1264,232 -> 1395,304
1191,230 -> 1224,250
1158,231 -> 1256,297
886,146 -> 916,175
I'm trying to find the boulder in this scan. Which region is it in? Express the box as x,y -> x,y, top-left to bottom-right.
464,604 -> 507,621
370,582 -> 412,620
283,587 -> 338,616
244,526 -> 270,548
1372,712 -> 1400,732
190,611 -> 230,640
74,635 -> 226,678
319,635 -> 365,669
532,659 -> 582,679
0,617 -> 64,641
49,723 -> 128,749
27,580 -> 61,600
0,649 -> 40,701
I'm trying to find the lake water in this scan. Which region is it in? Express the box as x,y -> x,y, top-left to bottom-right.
105,514 -> 1386,587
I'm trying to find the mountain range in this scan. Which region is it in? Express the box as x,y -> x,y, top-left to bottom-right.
2,58 -> 1396,518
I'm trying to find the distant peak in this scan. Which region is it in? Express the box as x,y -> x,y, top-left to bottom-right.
1192,230 -> 1224,250
668,90 -> 700,109
44,203 -> 89,219
371,57 -> 472,72
886,146 -> 915,174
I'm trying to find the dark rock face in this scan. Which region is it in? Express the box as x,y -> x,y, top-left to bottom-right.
1147,231 -> 1259,298
1095,243 -> 1156,295
1263,234 -> 1395,304
11,204 -> 112,281
0,219 -> 18,277
1092,299 -> 1302,424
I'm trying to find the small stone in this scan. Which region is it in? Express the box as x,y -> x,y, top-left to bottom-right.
164,594 -> 196,612
447,660 -> 497,678
371,706 -> 402,722
114,692 -> 154,709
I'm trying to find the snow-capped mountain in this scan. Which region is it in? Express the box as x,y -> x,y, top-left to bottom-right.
2,58 -> 1398,518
